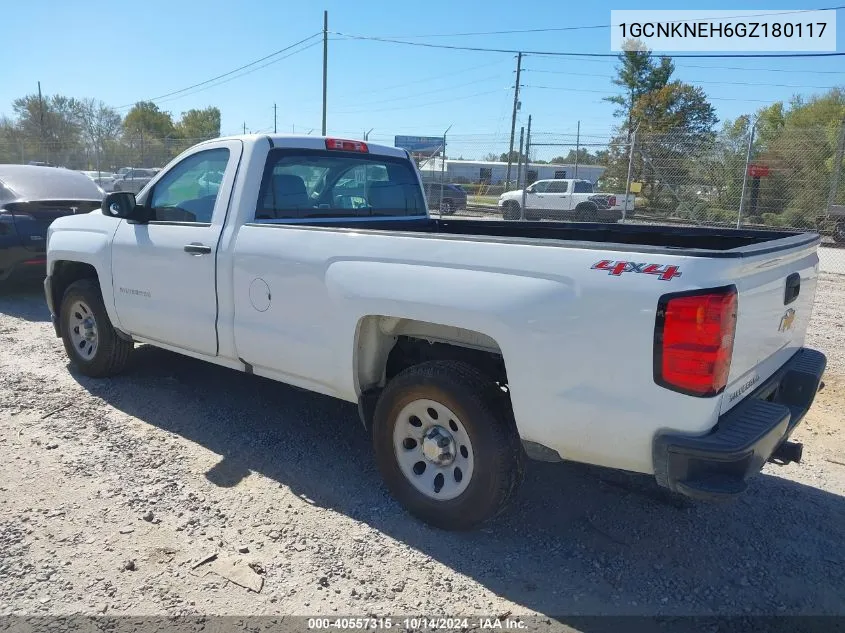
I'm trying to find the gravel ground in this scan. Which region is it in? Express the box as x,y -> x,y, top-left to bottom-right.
0,271 -> 843,624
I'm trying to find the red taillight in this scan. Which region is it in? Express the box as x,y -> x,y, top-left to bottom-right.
608,195 -> 617,207
654,286 -> 737,397
325,138 -> 369,153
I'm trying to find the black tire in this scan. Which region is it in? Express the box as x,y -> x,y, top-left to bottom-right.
502,201 -> 520,220
440,199 -> 454,215
60,279 -> 133,378
576,203 -> 599,223
834,221 -> 845,244
373,360 -> 524,530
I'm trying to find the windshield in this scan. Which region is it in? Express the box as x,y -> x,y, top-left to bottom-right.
255,149 -> 425,220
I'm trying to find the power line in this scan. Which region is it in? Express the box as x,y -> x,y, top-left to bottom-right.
332,74 -> 505,109
150,40 -> 322,107
116,33 -> 321,109
525,69 -> 844,90
373,7 -> 845,38
333,89 -> 507,115
332,31 -> 845,58
525,85 -> 777,103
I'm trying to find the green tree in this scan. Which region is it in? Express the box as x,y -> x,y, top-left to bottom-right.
604,47 -> 674,135
550,149 -> 600,165
123,101 -> 175,138
175,107 -> 221,141
122,102 -> 175,167
11,93 -> 85,166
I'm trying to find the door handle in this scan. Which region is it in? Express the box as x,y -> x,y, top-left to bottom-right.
184,243 -> 212,255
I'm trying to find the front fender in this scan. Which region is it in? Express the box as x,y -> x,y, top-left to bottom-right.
47,215 -> 123,331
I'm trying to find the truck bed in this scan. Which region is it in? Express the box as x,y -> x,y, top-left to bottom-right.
261,217 -> 820,257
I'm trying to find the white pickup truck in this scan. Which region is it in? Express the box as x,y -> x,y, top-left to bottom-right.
499,178 -> 635,222
44,134 -> 826,530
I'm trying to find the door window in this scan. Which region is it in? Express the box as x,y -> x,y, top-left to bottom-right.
148,148 -> 230,223
546,181 -> 569,193
530,181 -> 548,193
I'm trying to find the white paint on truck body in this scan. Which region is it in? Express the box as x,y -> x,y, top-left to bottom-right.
46,134 -> 820,476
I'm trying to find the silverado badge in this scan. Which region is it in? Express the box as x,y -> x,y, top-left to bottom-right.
779,308 -> 796,332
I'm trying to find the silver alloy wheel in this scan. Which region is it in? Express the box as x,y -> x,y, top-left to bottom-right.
392,398 -> 475,500
67,300 -> 99,360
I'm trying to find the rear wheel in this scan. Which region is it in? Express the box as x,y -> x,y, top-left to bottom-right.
60,279 -> 133,377
440,199 -> 454,215
502,201 -> 520,220
373,360 -> 524,530
576,203 -> 599,223
834,221 -> 845,244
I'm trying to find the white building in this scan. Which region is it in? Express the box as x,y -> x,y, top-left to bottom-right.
418,158 -> 606,185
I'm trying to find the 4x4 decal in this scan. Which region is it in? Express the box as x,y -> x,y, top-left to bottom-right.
591,260 -> 682,281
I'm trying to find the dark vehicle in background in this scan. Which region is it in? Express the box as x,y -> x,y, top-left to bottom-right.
830,205 -> 845,243
0,165 -> 102,283
423,182 -> 467,215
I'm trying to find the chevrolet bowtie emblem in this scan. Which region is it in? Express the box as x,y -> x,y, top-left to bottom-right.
779,308 -> 796,332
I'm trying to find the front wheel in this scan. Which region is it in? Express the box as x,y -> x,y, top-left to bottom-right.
60,279 -> 133,377
373,360 -> 524,530
440,199 -> 453,215
834,221 -> 845,244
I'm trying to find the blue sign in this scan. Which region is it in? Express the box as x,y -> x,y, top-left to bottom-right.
394,135 -> 445,155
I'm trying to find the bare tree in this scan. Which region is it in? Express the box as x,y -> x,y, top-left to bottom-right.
77,98 -> 122,172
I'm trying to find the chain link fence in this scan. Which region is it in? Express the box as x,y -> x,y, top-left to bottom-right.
2,124 -> 844,248
416,123 -> 845,250
0,136 -> 215,173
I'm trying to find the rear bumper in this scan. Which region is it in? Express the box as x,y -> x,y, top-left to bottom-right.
653,347 -> 826,501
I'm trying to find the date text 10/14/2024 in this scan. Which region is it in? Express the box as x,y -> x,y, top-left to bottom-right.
307,617 -> 527,630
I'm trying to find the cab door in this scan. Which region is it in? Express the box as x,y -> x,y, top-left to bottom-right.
110,140 -> 243,355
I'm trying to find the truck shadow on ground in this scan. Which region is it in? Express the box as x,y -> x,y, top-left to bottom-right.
70,344 -> 845,622
0,280 -> 51,322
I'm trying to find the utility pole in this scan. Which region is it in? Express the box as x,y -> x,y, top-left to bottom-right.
274,103 -> 277,134
737,119 -> 756,229
37,81 -> 45,161
438,125 -> 452,215
515,126 -> 525,189
624,124 -> 638,223
505,52 -> 523,190
322,10 -> 328,136
574,120 -> 580,179
520,114 -> 532,221
825,115 -> 845,221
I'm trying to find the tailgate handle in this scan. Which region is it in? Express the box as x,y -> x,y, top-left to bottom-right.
784,273 -> 801,305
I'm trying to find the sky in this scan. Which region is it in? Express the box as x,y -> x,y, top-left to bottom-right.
2,0 -> 844,160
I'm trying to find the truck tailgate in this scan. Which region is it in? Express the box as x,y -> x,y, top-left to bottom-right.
719,237 -> 820,414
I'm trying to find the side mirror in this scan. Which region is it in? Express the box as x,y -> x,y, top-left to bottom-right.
103,191 -> 146,222
525,184 -> 534,193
